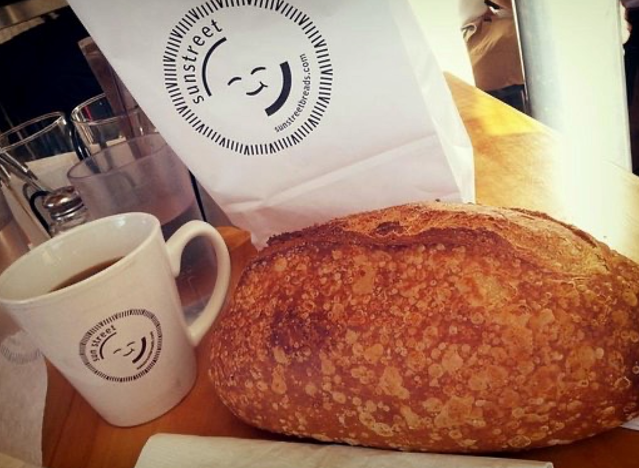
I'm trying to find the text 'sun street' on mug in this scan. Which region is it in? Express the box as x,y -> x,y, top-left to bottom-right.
0,212 -> 230,427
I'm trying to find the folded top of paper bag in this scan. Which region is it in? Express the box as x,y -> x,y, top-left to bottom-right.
135,435 -> 553,468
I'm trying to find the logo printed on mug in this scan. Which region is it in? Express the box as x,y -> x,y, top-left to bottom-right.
79,309 -> 163,383
163,0 -> 333,155
0,331 -> 42,365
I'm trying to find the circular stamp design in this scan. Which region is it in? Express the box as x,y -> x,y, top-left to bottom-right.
79,309 -> 163,382
163,0 -> 333,155
0,331 -> 41,365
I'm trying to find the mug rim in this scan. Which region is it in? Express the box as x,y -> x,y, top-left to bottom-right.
0,212 -> 162,306
0,112 -> 67,152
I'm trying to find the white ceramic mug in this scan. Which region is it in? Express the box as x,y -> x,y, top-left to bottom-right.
0,212 -> 230,427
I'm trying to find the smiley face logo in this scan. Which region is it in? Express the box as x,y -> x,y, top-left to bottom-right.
79,309 -> 162,382
164,1 -> 333,155
113,340 -> 139,360
199,35 -> 293,118
0,330 -> 41,365
108,334 -> 151,365
224,63 -> 292,116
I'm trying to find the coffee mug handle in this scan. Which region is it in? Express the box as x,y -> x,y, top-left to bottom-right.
165,221 -> 231,346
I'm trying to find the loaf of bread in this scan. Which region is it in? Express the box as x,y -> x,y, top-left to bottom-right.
209,203 -> 639,452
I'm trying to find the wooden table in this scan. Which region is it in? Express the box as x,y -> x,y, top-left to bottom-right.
42,75 -> 639,468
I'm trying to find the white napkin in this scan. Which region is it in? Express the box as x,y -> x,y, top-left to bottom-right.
622,418 -> 639,431
0,451 -> 42,468
135,435 -> 553,468
2,151 -> 80,247
0,311 -> 47,466
25,151 -> 79,190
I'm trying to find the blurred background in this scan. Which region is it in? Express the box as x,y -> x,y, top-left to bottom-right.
0,0 -> 101,132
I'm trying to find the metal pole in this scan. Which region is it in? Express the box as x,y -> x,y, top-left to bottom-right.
513,0 -> 631,170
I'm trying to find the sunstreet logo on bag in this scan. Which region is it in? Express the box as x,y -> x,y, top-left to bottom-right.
79,309 -> 163,383
163,0 -> 333,155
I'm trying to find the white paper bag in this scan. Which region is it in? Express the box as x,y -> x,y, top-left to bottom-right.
67,0 -> 474,246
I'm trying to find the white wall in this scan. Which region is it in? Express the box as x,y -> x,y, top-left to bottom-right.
407,0 -> 475,84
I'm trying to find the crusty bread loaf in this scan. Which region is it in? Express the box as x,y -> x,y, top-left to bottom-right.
209,203 -> 639,452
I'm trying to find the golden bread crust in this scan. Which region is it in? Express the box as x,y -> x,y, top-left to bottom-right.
210,203 -> 639,452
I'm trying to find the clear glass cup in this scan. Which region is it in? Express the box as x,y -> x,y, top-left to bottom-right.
70,95 -> 230,226
0,112 -> 80,246
0,112 -> 75,163
78,37 -> 139,116
67,133 -> 216,323
71,94 -> 155,155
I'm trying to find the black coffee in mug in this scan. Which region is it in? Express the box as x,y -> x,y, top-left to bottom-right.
50,258 -> 122,292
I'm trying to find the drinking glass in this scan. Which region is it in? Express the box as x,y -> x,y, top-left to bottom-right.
71,95 -> 230,226
71,94 -> 155,155
67,133 -> 217,323
78,37 -> 138,116
0,112 -> 80,246
0,112 -> 75,163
